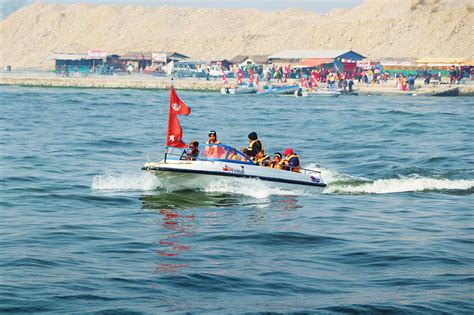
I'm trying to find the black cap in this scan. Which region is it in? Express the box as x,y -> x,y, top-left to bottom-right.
273,152 -> 282,159
209,130 -> 217,136
248,132 -> 258,140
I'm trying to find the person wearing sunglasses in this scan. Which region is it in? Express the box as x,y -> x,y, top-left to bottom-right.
185,140 -> 200,160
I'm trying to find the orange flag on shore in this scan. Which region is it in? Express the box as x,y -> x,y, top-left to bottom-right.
166,86 -> 191,148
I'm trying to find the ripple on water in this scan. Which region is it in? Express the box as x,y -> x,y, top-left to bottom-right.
1,87 -> 473,313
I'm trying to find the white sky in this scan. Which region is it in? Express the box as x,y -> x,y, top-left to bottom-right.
1,0 -> 363,17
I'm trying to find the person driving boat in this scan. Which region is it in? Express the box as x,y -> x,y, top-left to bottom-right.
282,148 -> 301,172
184,141 -> 200,160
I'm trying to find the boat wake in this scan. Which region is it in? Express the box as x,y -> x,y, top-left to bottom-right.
91,172 -> 310,198
309,164 -> 474,195
91,173 -> 160,191
200,178 -> 310,198
91,167 -> 473,197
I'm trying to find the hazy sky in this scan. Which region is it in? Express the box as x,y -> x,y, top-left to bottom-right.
1,0 -> 363,19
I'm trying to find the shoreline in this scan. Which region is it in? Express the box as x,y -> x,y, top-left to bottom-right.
1,73 -> 473,96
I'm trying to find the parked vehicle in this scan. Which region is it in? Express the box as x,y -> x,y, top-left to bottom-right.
171,62 -> 205,78
208,65 -> 232,77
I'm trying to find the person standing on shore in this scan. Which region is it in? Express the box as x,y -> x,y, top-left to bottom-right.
408,75 -> 415,90
449,65 -> 456,85
348,78 -> 354,93
277,67 -> 283,82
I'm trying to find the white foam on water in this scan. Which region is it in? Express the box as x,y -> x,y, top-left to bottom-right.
91,172 -> 310,198
91,166 -> 472,196
91,173 -> 161,191
200,177 -> 311,199
304,163 -> 473,195
304,163 -> 367,184
324,177 -> 474,195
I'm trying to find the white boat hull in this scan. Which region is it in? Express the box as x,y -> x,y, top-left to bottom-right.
298,89 -> 340,97
257,85 -> 300,95
143,160 -> 326,192
221,86 -> 257,94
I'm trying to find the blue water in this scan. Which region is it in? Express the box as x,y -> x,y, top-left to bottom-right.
1,86 -> 473,314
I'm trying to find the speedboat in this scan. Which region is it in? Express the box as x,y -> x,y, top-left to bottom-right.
221,85 -> 257,94
144,85 -> 326,192
143,144 -> 326,191
257,84 -> 300,95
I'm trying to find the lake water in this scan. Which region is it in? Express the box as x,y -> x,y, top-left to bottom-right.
1,86 -> 473,313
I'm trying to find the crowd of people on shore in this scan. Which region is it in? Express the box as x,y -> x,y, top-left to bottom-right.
54,60 -> 472,93
183,130 -> 301,172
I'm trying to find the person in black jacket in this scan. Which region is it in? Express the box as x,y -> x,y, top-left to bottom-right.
241,132 -> 264,161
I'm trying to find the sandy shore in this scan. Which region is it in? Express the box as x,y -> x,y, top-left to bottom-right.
1,73 -> 473,96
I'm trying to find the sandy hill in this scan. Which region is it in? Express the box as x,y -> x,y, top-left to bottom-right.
1,0 -> 473,69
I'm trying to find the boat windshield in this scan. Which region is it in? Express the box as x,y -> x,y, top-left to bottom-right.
198,144 -> 254,165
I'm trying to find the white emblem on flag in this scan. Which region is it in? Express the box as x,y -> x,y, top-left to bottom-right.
169,135 -> 175,142
172,103 -> 181,111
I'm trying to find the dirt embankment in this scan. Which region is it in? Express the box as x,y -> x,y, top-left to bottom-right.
1,0 -> 473,69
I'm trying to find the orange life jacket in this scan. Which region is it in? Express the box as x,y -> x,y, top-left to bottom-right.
270,160 -> 283,170
284,154 -> 301,172
256,154 -> 270,166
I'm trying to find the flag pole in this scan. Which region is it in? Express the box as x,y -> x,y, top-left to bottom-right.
164,77 -> 174,163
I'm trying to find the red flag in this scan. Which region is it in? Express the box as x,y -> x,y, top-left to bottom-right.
166,86 -> 191,148
237,69 -> 243,85
310,72 -> 318,88
222,70 -> 228,84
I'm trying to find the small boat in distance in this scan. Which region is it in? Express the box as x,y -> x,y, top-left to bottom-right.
257,84 -> 300,95
220,85 -> 258,94
296,88 -> 341,97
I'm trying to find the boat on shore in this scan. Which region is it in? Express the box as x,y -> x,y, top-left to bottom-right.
143,144 -> 326,191
220,85 -> 257,94
257,84 -> 300,95
295,88 -> 341,97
